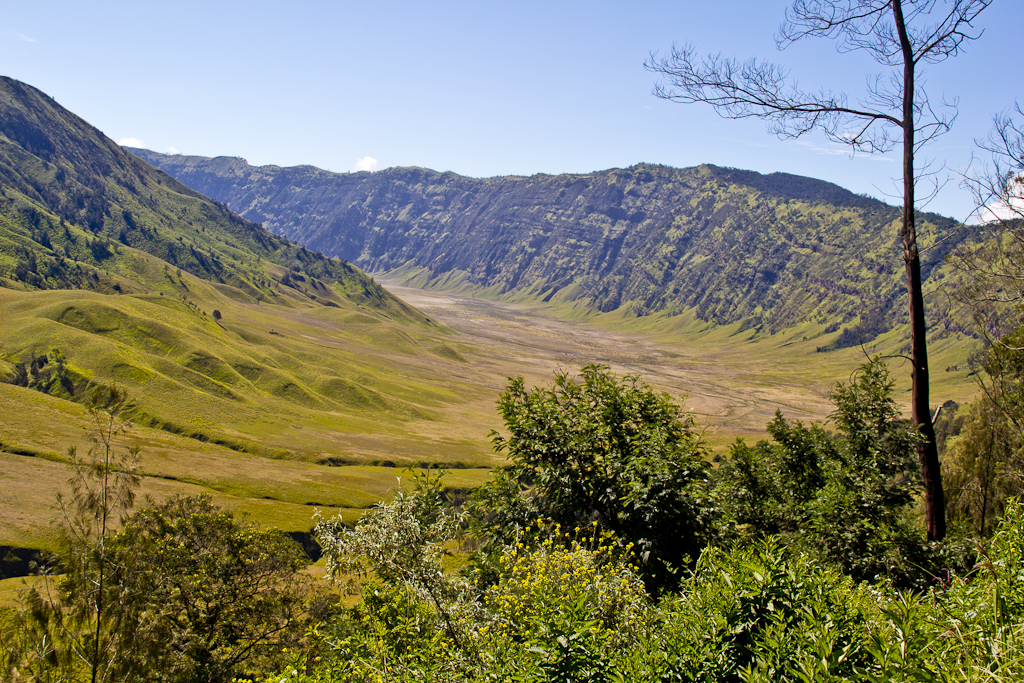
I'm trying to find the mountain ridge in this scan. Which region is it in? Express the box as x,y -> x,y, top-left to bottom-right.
0,76 -> 431,325
131,149 -> 964,339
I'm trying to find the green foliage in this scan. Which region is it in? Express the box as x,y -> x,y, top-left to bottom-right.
0,392 -> 316,683
484,527 -> 649,683
0,387 -> 141,683
945,326 -> 1024,536
281,498 -> 1024,683
716,359 -> 927,584
945,397 -> 1020,537
487,364 -> 713,590
3,493 -> 314,683
315,471 -> 484,658
716,413 -> 833,536
977,325 -> 1024,438
617,538 -> 870,683
5,347 -> 101,403
106,495 -> 312,683
295,481 -> 652,683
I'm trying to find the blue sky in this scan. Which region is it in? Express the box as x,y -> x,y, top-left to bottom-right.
2,1 -> 1020,221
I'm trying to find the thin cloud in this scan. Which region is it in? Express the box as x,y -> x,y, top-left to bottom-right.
795,139 -> 895,161
354,156 -> 378,172
118,137 -> 146,148
167,146 -> 179,154
4,30 -> 36,43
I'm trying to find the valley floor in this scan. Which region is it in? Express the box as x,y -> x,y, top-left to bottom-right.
0,281 -> 980,556
384,283 -> 978,449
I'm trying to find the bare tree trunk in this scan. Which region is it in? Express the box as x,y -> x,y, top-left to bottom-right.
895,0 -> 945,541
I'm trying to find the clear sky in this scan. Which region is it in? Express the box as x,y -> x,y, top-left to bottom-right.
2,1 -> 1020,221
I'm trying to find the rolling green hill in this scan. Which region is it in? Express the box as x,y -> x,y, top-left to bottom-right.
131,150 -> 968,344
0,77 -> 496,552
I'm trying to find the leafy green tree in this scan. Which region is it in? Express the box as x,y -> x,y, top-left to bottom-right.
2,391 -> 313,683
8,348 -> 77,398
977,325 -> 1024,437
316,472 -> 483,655
61,387 -> 141,683
314,472 -> 487,681
944,398 -> 1020,537
716,413 -> 834,536
486,364 -> 713,590
1,386 -> 141,683
717,359 -> 924,583
944,326 -> 1024,536
107,495 -> 311,683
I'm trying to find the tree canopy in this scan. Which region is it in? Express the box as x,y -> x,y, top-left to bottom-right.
488,364 -> 714,589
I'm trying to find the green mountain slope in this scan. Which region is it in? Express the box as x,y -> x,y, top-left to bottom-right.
0,78 -> 429,322
0,75 -> 467,443
0,77 -> 498,549
131,150 -> 966,340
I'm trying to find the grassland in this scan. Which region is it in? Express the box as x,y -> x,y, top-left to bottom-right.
388,284 -> 980,451
0,270 -> 982,563
0,267 -> 498,555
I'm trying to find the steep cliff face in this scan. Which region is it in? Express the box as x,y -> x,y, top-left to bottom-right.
132,149 -> 962,334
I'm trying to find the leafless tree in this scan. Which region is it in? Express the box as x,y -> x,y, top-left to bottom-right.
647,0 -> 994,541
956,102 -> 1024,318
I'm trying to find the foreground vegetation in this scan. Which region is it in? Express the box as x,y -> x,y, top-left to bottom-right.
296,505 -> 1024,682
4,345 -> 1022,681
284,358 -> 1023,683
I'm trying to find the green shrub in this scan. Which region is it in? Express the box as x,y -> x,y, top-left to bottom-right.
716,359 -> 928,585
485,364 -> 714,591
611,539 -> 869,682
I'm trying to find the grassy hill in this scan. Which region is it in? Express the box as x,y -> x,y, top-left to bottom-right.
0,77 -> 496,554
131,150 -> 969,345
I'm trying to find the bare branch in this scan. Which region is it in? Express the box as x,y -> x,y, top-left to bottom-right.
777,1 -> 991,66
645,44 -> 901,152
954,102 -> 1024,308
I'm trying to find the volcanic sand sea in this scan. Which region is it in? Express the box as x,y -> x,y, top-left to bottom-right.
384,284 -> 842,448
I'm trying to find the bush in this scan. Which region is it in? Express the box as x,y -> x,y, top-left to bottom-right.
944,326 -> 1024,536
484,364 -> 714,591
715,358 -> 929,584
107,495 -> 312,682
484,526 -> 649,682
614,539 -> 871,682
